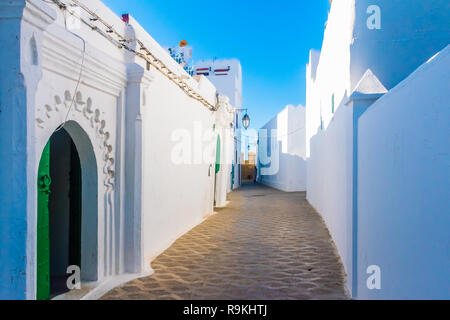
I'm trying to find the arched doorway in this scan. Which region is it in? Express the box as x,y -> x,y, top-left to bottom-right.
36,122 -> 98,300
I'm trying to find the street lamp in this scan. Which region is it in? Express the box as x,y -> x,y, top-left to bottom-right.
242,113 -> 250,130
233,108 -> 251,130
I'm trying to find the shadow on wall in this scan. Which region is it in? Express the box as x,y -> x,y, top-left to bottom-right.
306,100 -> 354,294
259,140 -> 307,192
350,0 -> 450,92
306,45 -> 450,299
356,45 -> 450,300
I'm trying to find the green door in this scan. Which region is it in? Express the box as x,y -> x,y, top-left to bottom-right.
231,164 -> 235,189
215,135 -> 221,174
214,136 -> 221,206
37,142 -> 51,300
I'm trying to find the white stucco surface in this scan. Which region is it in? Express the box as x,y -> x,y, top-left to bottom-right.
0,0 -> 226,300
194,59 -> 243,190
357,46 -> 450,300
305,0 -> 450,298
307,101 -> 354,291
307,0 -> 450,155
258,105 -> 307,192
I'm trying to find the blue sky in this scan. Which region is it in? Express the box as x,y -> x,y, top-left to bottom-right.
104,0 -> 330,132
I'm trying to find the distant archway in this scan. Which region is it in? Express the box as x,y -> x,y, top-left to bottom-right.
36,121 -> 98,300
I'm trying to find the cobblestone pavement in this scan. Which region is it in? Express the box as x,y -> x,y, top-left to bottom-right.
102,184 -> 348,300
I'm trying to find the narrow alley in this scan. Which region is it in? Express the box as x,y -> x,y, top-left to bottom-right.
102,184 -> 348,300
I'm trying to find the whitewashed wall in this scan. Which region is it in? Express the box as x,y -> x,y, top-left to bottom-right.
305,0 -> 354,157
307,100 -> 354,289
0,0 -> 39,299
194,59 -> 243,190
305,6 -> 361,272
0,0 -> 221,299
305,49 -> 320,158
258,105 -> 307,192
307,0 -> 450,153
121,13 -> 219,273
140,69 -> 217,268
357,46 -> 450,300
350,0 -> 450,91
214,96 -> 236,207
306,0 -> 450,298
0,0 -> 127,298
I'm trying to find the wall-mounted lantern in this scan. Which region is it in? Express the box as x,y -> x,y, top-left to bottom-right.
242,113 -> 250,130
233,108 -> 250,130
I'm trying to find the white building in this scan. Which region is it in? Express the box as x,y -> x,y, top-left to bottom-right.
194,59 -> 243,190
306,0 -> 450,299
0,0 -> 234,300
214,95 -> 237,207
257,105 -> 307,192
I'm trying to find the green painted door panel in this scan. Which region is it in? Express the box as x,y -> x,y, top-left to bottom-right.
215,136 -> 221,174
37,142 -> 51,300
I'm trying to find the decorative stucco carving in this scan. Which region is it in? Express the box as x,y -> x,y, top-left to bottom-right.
36,91 -> 115,191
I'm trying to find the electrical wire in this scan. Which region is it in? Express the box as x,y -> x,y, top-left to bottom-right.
233,125 -> 306,145
260,125 -> 306,139
54,6 -> 86,132
45,0 -> 216,111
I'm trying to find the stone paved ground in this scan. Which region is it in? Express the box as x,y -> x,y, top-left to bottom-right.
102,184 -> 348,300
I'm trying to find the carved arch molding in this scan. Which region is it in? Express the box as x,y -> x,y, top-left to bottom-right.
36,90 -> 115,191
